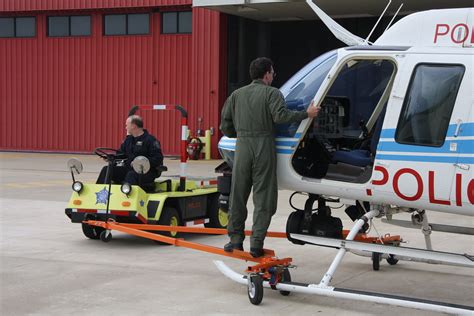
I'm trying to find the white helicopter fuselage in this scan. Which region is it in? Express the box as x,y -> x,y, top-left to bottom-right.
215,6 -> 474,313
218,8 -> 474,216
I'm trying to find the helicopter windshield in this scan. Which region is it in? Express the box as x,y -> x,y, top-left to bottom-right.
277,50 -> 338,137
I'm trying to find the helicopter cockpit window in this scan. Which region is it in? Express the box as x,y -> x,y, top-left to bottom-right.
315,59 -> 395,138
277,51 -> 337,137
396,64 -> 464,147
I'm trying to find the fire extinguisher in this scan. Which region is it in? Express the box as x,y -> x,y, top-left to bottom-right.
187,137 -> 203,160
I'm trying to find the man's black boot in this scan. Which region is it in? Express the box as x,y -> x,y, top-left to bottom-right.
224,242 -> 244,252
250,247 -> 264,258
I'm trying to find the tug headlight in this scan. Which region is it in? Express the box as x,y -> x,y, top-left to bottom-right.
72,181 -> 83,193
121,183 -> 132,196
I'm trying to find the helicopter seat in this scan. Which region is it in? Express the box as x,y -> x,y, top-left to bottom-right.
332,149 -> 371,167
331,108 -> 385,168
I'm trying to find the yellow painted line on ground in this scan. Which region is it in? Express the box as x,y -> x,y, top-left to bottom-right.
2,179 -> 96,189
31,180 -> 75,185
30,181 -> 58,185
27,182 -> 64,187
0,153 -> 30,159
3,183 -> 32,189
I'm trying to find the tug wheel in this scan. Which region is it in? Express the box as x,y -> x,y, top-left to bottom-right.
205,193 -> 228,229
155,207 -> 181,245
372,252 -> 381,271
248,274 -> 264,305
82,223 -> 104,240
279,268 -> 292,296
387,254 -> 399,265
100,230 -> 112,242
82,214 -> 105,240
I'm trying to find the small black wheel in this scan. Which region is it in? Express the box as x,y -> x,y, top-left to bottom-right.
286,211 -> 306,245
204,193 -> 228,229
100,230 -> 112,242
279,268 -> 291,296
82,214 -> 105,239
372,252 -> 381,271
248,274 -> 264,305
81,222 -> 105,239
155,207 -> 181,245
387,254 -> 399,265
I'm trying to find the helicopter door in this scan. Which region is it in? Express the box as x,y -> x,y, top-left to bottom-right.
449,61 -> 473,208
377,57 -> 466,206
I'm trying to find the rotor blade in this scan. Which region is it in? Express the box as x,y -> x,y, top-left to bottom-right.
306,0 -> 366,46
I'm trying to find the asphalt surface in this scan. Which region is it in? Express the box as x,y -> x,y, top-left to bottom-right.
0,152 -> 473,315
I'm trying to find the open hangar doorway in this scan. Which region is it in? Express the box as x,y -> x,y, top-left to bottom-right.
226,14 -> 403,93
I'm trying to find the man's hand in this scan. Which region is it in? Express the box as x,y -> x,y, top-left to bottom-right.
307,100 -> 321,118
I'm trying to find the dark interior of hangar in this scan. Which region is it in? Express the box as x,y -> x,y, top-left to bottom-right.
226,15 -> 403,93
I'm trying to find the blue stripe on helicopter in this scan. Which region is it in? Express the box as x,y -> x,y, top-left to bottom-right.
275,133 -> 303,138
378,139 -> 474,154
380,123 -> 474,139
222,142 -> 474,156
220,148 -> 473,162
223,139 -> 474,154
221,145 -> 473,162
376,154 -> 474,164
219,144 -> 294,154
275,140 -> 299,147
276,149 -> 294,154
220,139 -> 299,147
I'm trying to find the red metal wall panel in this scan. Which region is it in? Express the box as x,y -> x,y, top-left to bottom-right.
191,8 -> 227,158
0,0 -> 191,12
1,13 -> 155,152
0,6 -> 227,157
152,12 -> 193,155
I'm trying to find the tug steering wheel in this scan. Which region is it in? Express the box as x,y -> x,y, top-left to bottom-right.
94,147 -> 121,161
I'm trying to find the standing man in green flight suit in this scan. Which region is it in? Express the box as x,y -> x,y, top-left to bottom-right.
220,57 -> 320,258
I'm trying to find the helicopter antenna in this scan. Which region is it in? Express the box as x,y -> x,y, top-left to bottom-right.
365,0 -> 391,44
383,3 -> 404,33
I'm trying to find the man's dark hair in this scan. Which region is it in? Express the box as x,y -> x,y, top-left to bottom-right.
249,57 -> 273,80
130,115 -> 144,128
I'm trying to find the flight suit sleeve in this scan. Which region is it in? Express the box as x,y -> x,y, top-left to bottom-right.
220,94 -> 237,138
147,137 -> 164,168
268,89 -> 308,124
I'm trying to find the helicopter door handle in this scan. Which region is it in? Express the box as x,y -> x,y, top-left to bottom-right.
454,119 -> 463,137
454,163 -> 470,171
